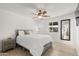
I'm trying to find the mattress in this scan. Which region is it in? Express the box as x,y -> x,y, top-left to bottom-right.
16,34 -> 52,56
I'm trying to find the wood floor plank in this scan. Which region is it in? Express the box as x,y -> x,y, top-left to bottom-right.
0,42 -> 77,56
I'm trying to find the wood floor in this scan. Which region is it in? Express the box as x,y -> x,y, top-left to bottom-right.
0,42 -> 77,56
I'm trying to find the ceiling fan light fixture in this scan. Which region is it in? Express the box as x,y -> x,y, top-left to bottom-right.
33,9 -> 50,19
38,16 -> 42,18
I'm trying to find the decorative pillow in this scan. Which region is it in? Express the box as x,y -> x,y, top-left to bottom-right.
18,31 -> 24,36
24,30 -> 32,35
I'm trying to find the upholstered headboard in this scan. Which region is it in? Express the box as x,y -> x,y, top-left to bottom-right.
15,29 -> 33,37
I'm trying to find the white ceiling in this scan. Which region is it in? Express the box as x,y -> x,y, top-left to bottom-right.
0,3 -> 78,17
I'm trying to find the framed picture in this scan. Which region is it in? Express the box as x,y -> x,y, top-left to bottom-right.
49,27 -> 53,32
49,22 -> 53,26
76,17 -> 79,26
53,22 -> 58,32
53,22 -> 58,25
53,27 -> 58,32
61,19 -> 70,41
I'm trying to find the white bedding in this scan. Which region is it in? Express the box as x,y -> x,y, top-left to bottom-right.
16,34 -> 52,56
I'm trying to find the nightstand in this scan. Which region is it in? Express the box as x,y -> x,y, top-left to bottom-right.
2,37 -> 16,52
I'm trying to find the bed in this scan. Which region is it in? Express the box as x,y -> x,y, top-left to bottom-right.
16,30 -> 53,56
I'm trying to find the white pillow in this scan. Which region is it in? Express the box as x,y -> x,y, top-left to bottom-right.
18,31 -> 24,36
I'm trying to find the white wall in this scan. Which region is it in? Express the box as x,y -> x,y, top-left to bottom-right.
75,8 -> 79,55
34,18 -> 51,34
33,12 -> 77,46
50,12 -> 76,48
0,9 -> 36,38
76,25 -> 79,55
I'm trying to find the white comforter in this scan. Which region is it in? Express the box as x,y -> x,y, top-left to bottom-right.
16,34 -> 52,56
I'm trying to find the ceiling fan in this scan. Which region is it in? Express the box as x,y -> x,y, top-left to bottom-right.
33,9 -> 50,19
